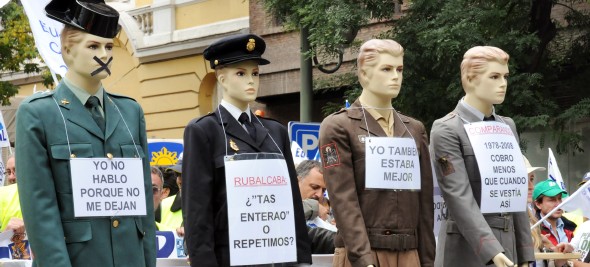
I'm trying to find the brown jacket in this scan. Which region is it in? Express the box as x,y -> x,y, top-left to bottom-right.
319,100 -> 435,267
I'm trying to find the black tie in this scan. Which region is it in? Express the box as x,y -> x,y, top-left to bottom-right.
484,115 -> 495,121
86,96 -> 105,133
238,112 -> 256,140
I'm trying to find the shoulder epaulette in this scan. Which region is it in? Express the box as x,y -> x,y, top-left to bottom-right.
335,108 -> 347,114
23,90 -> 55,103
195,112 -> 215,123
441,112 -> 458,122
106,91 -> 136,102
257,116 -> 283,124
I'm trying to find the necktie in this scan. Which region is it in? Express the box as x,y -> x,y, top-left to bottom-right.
86,96 -> 105,133
483,115 -> 495,121
238,112 -> 256,140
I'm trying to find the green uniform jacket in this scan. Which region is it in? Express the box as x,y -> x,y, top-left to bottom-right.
15,82 -> 156,267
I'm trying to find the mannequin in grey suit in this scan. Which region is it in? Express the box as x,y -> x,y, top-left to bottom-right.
430,46 -> 534,267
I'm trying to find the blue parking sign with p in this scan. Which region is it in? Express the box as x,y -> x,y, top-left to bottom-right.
288,122 -> 320,160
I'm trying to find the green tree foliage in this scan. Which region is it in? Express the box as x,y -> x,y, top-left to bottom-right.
0,0 -> 39,105
261,0 -> 398,58
263,0 -> 590,153
388,0 -> 590,153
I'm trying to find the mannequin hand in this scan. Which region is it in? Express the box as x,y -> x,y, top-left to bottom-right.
518,263 -> 528,267
492,253 -> 514,267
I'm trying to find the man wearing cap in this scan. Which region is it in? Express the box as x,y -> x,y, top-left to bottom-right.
533,179 -> 577,246
15,1 -> 156,266
182,33 -> 311,266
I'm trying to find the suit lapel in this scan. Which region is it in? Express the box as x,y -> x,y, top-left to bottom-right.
217,107 -> 261,151
392,111 -> 409,138
55,83 -> 104,140
253,118 -> 269,147
104,93 -> 121,141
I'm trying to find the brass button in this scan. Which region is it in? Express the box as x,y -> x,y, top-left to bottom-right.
107,153 -> 113,159
113,219 -> 119,228
70,154 -> 76,158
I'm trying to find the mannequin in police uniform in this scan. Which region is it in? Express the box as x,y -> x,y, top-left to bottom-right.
15,1 -> 156,266
430,46 -> 534,267
319,39 -> 435,267
181,33 -> 312,267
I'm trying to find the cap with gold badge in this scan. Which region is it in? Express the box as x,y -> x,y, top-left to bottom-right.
203,33 -> 270,69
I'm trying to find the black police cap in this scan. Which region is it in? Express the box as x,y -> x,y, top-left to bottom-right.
204,33 -> 270,69
46,0 -> 120,39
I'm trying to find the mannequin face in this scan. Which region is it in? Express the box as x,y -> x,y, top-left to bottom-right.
466,61 -> 508,105
218,60 -> 259,109
360,53 -> 403,100
64,32 -> 114,82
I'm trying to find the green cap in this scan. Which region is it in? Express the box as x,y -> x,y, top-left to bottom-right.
533,179 -> 569,201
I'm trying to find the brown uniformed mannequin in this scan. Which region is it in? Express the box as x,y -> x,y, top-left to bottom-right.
319,39 -> 435,267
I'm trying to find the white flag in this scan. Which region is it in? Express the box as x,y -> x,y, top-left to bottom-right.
0,111 -> 10,147
561,181 -> 590,219
21,0 -> 66,77
547,148 -> 567,192
290,141 -> 307,166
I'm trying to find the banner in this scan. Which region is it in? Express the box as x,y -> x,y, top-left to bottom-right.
547,148 -> 567,192
21,0 -> 67,77
0,111 -> 11,147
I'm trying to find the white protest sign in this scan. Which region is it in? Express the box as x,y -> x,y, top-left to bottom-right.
21,0 -> 67,77
0,112 -> 11,147
225,156 -> 296,266
365,137 -> 421,190
70,158 -> 146,217
464,122 -> 528,213
548,148 -> 567,192
432,161 -> 446,238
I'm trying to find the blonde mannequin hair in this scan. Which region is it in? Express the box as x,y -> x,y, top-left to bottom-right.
460,46 -> 509,90
357,39 -> 404,87
60,25 -> 85,65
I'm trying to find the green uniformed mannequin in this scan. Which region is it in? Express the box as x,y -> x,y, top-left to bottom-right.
15,1 -> 156,266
